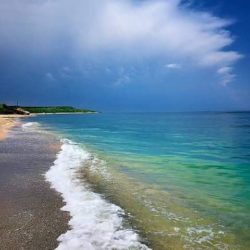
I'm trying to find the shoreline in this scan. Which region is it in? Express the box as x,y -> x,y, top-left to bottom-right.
0,116 -> 18,140
0,119 -> 149,249
0,121 -> 69,249
32,111 -> 98,115
0,115 -> 31,140
0,112 -> 96,140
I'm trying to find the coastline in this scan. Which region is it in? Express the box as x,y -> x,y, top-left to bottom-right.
0,120 -> 69,249
0,116 -> 18,140
20,118 -> 151,249
32,112 -> 98,115
0,112 -> 96,140
0,114 -> 31,140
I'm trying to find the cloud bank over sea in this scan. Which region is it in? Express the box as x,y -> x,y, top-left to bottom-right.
0,0 -> 242,85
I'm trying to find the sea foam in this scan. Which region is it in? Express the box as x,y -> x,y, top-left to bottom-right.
22,122 -> 41,131
46,139 -> 149,250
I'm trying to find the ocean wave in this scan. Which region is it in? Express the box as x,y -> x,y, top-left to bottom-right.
46,139 -> 150,250
22,122 -> 41,131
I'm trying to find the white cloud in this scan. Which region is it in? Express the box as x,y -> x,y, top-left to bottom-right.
45,72 -> 56,82
0,0 -> 242,84
165,63 -> 182,69
114,74 -> 131,86
113,66 -> 131,86
59,66 -> 72,78
217,66 -> 236,86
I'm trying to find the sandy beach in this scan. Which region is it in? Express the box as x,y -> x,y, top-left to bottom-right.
0,120 -> 69,249
0,115 -> 31,140
0,116 -> 18,140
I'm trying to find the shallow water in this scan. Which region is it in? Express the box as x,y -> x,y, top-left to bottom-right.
27,112 -> 250,249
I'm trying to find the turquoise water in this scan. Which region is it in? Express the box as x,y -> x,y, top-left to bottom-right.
28,112 -> 250,249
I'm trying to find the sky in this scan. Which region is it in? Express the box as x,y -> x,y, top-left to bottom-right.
0,0 -> 249,112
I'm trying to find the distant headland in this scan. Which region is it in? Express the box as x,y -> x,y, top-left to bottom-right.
0,104 -> 96,115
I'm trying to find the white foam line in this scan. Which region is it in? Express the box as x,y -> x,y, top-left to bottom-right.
22,122 -> 40,130
46,139 -> 150,250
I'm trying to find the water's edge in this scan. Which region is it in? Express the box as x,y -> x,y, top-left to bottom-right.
46,138 -> 150,250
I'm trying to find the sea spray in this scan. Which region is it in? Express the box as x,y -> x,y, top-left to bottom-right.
46,139 -> 150,250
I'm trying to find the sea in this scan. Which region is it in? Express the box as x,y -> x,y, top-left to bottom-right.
24,112 -> 250,250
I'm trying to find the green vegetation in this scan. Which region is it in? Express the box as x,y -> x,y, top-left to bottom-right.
0,104 -> 4,113
21,106 -> 96,114
0,104 -> 28,115
0,104 -> 96,115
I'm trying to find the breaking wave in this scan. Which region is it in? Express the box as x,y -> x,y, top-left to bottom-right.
46,139 -> 150,250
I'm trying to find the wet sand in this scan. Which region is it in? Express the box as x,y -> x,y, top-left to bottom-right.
0,122 -> 69,249
0,116 -> 18,140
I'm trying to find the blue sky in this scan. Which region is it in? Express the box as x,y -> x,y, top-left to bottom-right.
0,0 -> 249,111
